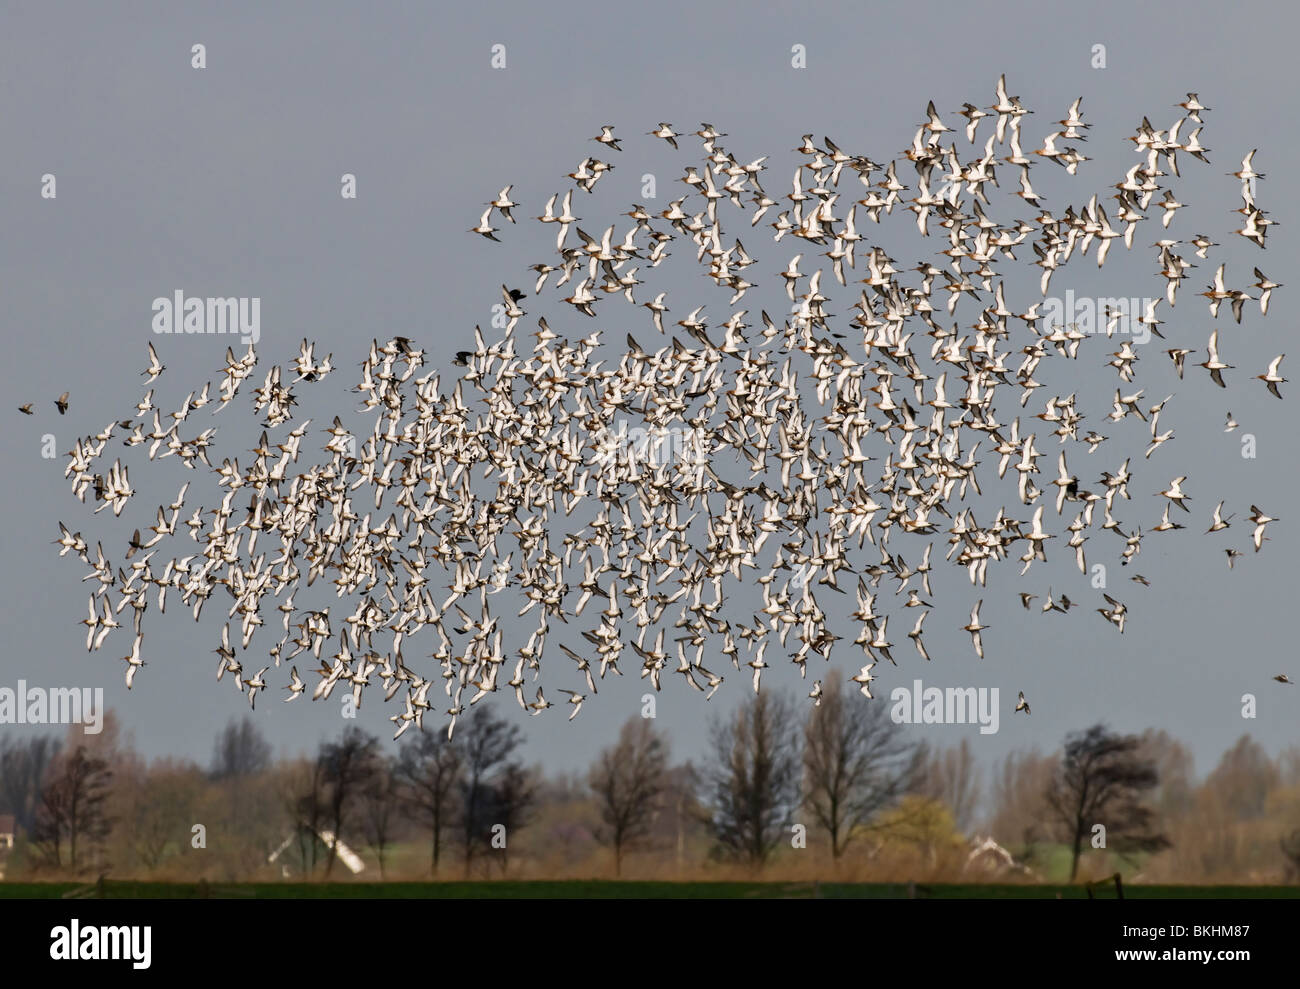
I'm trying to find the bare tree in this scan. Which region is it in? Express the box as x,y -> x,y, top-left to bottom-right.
699,690 -> 801,866
358,756 -> 399,879
129,760 -> 203,871
286,756 -> 330,875
1279,745 -> 1300,788
803,679 -> 918,858
1136,729 -> 1196,820
487,762 -> 537,875
31,745 -> 113,871
1281,829 -> 1300,882
1204,735 -> 1278,820
456,708 -> 525,877
0,733 -> 61,835
589,718 -> 669,874
319,726 -> 380,877
1046,724 -> 1170,880
988,748 -> 1058,858
210,716 -> 273,839
911,738 -> 982,835
395,730 -> 462,876
210,717 -> 271,779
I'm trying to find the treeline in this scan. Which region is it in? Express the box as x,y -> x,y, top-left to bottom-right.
2,688 -> 1299,883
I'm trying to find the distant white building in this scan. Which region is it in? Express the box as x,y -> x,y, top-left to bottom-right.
268,826 -> 365,875
0,815 -> 14,851
964,835 -> 1035,878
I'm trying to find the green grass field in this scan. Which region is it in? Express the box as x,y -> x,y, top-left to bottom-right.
2,879 -> 1297,899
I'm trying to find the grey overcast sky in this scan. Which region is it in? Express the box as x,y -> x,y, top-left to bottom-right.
1,0 -> 1296,792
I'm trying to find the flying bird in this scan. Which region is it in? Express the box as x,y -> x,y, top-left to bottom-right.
36,84 -> 1290,737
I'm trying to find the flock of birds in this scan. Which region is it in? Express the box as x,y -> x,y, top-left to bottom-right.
41,78 -> 1292,735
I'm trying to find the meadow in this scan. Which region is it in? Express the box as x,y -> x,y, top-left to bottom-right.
3,879 -> 1298,899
